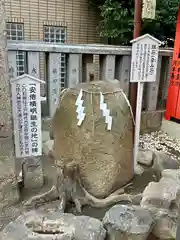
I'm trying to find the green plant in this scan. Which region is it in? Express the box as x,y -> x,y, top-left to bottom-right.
89,0 -> 179,45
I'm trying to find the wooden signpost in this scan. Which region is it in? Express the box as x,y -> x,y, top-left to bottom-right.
130,34 -> 161,171
11,74 -> 45,158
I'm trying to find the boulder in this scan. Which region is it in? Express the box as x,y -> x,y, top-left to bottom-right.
141,169 -> 180,212
140,178 -> 179,211
52,80 -> 134,198
102,204 -> 153,240
152,152 -> 180,180
152,209 -> 178,239
0,156 -> 19,209
0,211 -> 106,240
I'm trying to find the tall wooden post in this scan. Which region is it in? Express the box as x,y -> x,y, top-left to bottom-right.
129,0 -> 142,126
0,0 -> 19,209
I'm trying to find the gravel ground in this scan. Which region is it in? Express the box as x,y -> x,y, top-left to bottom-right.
140,130 -> 180,161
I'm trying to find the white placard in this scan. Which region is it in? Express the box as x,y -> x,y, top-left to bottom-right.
130,34 -> 161,83
142,0 -> 156,19
11,74 -> 45,158
130,34 -> 161,172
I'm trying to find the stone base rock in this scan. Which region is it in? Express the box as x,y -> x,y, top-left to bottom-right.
102,204 -> 153,240
0,211 -> 106,240
140,169 -> 180,239
141,178 -> 179,211
140,169 -> 180,211
22,158 -> 44,190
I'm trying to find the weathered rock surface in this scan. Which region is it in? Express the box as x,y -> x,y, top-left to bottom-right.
140,169 -> 180,211
52,81 -> 134,198
0,156 -> 19,209
0,211 -> 106,240
22,157 -> 44,190
152,209 -> 178,239
152,152 -> 180,180
102,204 -> 153,240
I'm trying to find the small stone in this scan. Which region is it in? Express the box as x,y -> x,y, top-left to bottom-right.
137,149 -> 153,167
42,131 -> 50,143
103,204 -> 153,240
152,209 -> 178,239
42,140 -> 54,157
134,164 -> 145,175
22,158 -> 44,190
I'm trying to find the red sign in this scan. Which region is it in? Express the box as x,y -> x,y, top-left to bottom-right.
165,7 -> 180,120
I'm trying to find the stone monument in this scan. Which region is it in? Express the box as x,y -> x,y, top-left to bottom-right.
52,80 -> 134,198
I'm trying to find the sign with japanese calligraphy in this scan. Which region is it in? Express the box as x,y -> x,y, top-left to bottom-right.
142,0 -> 156,19
11,74 -> 45,158
130,34 -> 161,83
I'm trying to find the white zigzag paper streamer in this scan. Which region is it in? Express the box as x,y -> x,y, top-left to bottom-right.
100,92 -> 112,130
75,88 -> 86,126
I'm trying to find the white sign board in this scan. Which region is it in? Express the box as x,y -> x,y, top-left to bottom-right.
130,34 -> 161,83
11,74 -> 45,158
142,0 -> 156,19
130,34 -> 161,173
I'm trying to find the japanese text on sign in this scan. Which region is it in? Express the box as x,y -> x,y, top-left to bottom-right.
130,41 -> 159,83
11,76 -> 42,158
29,84 -> 39,155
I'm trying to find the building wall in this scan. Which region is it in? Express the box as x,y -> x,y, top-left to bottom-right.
5,0 -> 101,97
5,0 -> 100,43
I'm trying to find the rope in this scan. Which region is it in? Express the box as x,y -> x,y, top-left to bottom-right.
58,87 -> 135,126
